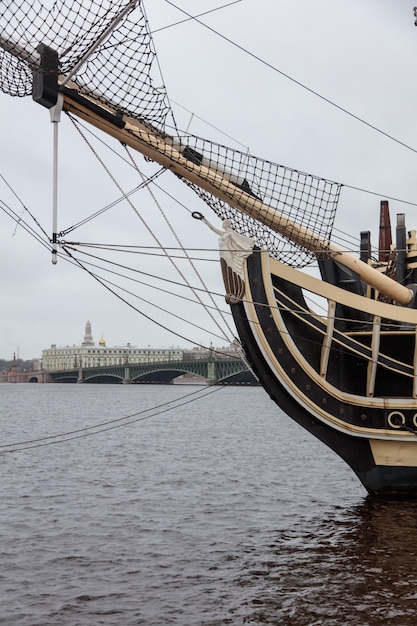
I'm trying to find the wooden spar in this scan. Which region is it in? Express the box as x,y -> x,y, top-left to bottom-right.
0,33 -> 38,67
62,91 -> 414,306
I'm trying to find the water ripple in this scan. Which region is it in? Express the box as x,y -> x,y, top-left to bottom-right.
2,384 -> 416,624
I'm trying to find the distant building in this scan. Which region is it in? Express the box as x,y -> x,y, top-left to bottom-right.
184,339 -> 242,361
41,320 -> 184,371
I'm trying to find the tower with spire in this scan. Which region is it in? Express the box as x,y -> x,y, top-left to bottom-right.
81,320 -> 95,346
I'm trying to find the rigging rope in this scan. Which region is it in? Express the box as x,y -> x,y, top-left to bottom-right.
0,172 -> 50,240
0,165 -> 239,352
0,383 -> 227,453
63,240 -> 401,335
123,143 -> 236,339
67,113 -> 233,342
62,109 -> 417,218
59,166 -> 166,236
2,177 -> 405,375
0,198 -> 51,253
0,179 -> 237,350
0,176 -> 404,340
62,244 -> 229,348
62,245 -> 233,344
164,0 -> 417,158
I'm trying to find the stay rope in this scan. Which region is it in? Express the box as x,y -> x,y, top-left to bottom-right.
61,244 -> 233,344
62,244 -> 232,349
59,166 -> 166,235
66,113 -> 234,342
123,143 -> 236,339
0,383 -> 228,453
0,172 -> 50,241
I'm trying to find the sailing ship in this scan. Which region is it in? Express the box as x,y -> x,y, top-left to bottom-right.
2,1 -> 417,495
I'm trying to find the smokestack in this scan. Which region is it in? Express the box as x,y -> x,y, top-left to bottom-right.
378,200 -> 392,263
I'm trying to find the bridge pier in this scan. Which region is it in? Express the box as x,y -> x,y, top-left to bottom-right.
206,361 -> 218,385
77,367 -> 84,383
123,366 -> 132,383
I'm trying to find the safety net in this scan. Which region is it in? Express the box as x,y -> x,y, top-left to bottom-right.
0,0 -> 341,267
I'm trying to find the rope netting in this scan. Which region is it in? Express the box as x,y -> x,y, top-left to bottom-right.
0,0 -> 173,132
167,134 -> 341,266
0,0 -> 341,267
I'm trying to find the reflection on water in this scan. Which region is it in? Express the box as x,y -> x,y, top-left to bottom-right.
236,499 -> 417,625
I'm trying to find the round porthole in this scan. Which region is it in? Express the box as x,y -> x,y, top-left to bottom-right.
413,414 -> 417,429
387,411 -> 405,429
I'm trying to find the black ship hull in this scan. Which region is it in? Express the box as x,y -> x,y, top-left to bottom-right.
230,248 -> 417,496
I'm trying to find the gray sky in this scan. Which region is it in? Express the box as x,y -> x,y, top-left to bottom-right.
1,0 -> 417,359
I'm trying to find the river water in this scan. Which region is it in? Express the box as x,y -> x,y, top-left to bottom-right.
1,383 -> 417,625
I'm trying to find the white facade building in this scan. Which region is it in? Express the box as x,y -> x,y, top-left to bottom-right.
41,321 -> 184,371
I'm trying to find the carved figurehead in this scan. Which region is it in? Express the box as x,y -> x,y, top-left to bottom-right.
202,217 -> 255,304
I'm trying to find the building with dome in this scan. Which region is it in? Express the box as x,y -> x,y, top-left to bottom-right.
41,321 -> 184,371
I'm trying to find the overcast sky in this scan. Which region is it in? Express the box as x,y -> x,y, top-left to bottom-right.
1,0 -> 417,360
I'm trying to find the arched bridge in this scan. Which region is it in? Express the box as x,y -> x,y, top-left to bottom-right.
49,358 -> 258,385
